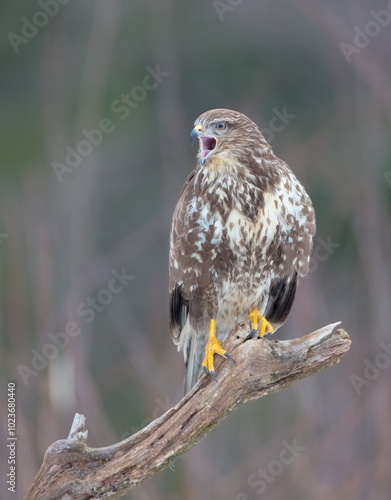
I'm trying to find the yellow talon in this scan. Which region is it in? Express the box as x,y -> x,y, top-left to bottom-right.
248,307 -> 274,338
202,319 -> 235,380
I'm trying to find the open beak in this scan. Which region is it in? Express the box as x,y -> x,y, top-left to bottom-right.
190,126 -> 217,166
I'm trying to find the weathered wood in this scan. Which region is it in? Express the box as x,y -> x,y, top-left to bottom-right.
25,321 -> 350,500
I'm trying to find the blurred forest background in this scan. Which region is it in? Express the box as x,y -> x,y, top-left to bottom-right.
1,1 -> 391,499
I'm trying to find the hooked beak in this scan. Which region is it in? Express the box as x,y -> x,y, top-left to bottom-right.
190,125 -> 202,144
190,125 -> 217,166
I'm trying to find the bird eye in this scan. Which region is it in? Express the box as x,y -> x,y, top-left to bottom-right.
215,122 -> 226,130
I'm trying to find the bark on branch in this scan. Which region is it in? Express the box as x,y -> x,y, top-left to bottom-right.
25,321 -> 350,500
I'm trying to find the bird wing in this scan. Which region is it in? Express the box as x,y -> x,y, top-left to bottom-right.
169,167 -> 221,392
168,168 -> 198,342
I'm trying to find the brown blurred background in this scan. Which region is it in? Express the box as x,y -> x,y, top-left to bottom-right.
1,1 -> 391,499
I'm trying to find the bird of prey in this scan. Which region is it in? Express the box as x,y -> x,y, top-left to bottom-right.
169,109 -> 316,393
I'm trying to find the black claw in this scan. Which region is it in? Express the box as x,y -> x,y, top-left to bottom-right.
225,352 -> 236,364
210,370 -> 218,382
246,329 -> 260,340
202,366 -> 208,375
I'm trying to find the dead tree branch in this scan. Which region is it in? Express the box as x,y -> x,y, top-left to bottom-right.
25,321 -> 350,500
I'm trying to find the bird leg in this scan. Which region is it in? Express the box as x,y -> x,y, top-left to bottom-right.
247,307 -> 274,339
202,319 -> 235,381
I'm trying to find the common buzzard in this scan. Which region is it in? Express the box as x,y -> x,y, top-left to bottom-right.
169,109 -> 315,393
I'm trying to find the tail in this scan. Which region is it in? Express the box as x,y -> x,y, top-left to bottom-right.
183,329 -> 206,394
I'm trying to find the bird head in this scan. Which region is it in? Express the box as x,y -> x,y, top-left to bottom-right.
190,108 -> 269,167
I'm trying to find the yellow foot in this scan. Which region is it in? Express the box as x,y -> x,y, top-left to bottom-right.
247,307 -> 274,339
202,319 -> 235,381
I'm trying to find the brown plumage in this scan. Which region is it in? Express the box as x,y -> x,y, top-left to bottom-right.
169,109 -> 316,393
